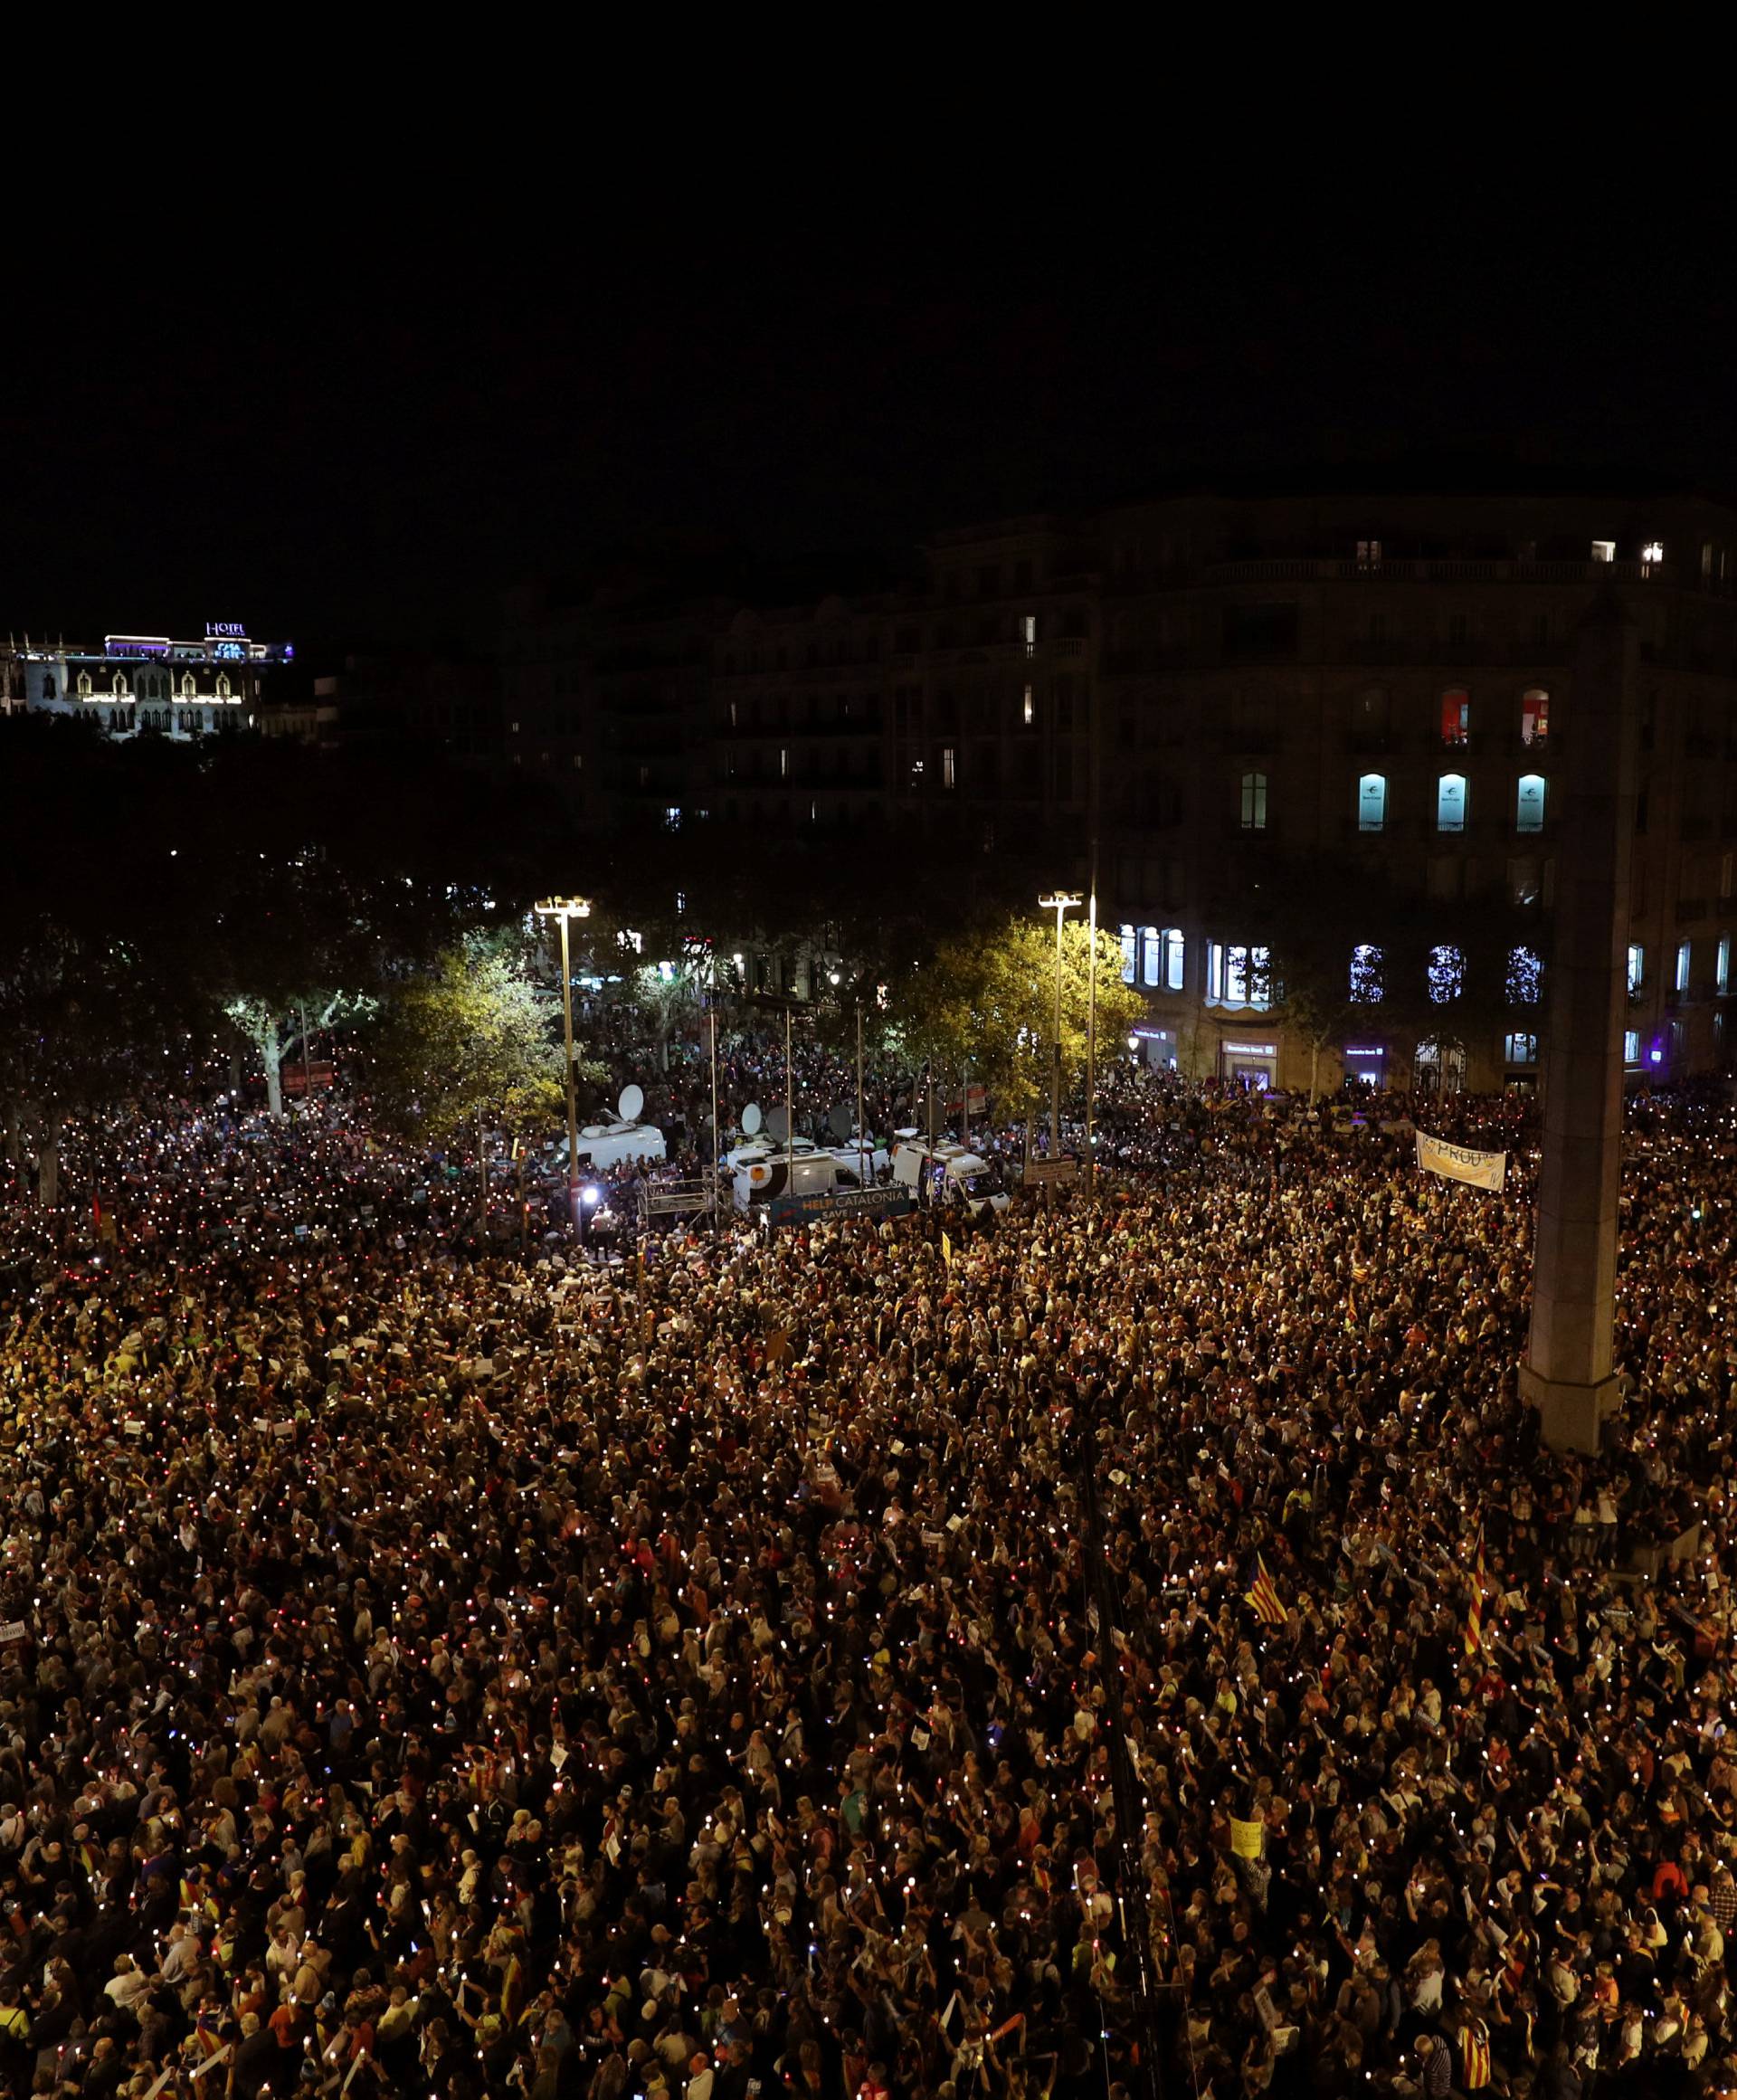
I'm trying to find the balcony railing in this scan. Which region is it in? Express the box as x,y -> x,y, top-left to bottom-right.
1206,556 -> 1676,586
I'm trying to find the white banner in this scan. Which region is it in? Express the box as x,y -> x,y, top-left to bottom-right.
1417,1130 -> 1506,1192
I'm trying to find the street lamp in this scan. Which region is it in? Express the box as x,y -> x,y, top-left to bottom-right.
534,896 -> 593,1226
1039,891 -> 1083,1162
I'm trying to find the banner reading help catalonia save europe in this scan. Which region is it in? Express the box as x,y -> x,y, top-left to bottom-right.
1416,1130 -> 1507,1193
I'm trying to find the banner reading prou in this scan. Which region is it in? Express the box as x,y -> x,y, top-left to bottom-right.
1416,1130 -> 1507,1192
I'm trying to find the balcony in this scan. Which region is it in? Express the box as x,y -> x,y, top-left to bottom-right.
1207,556 -> 1676,586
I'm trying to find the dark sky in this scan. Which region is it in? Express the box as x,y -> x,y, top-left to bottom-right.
4,187 -> 1732,658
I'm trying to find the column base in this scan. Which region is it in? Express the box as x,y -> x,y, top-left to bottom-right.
1518,1362 -> 1620,1453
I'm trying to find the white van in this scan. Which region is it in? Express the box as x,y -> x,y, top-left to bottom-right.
889,1138 -> 1010,1217
730,1144 -> 838,1212
563,1118 -> 667,1173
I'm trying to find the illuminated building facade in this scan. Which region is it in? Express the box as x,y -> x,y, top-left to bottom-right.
0,623 -> 293,739
509,486 -> 1737,1090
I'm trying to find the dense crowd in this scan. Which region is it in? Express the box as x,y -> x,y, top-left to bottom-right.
3,1075 -> 1737,2099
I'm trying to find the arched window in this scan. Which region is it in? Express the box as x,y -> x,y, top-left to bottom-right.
1440,689 -> 1470,745
1506,946 -> 1543,1003
76,672 -> 91,698
1429,945 -> 1466,1002
1357,773 -> 1387,831
1515,774 -> 1546,832
1239,770 -> 1267,831
1437,774 -> 1467,832
216,673 -> 232,699
181,673 -> 195,698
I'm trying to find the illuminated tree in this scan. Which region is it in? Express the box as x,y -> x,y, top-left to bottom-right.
891,916 -> 1142,1125
370,941 -> 593,1150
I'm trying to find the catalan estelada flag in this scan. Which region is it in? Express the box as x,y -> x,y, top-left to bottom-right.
1463,1522 -> 1488,1658
1245,1554 -> 1286,1627
1460,2015 -> 1492,2090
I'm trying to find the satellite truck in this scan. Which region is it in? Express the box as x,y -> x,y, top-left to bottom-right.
888,1132 -> 1011,1218
545,1085 -> 667,1175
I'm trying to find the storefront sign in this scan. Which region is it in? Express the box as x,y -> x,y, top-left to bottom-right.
1417,1130 -> 1507,1192
1222,1040 -> 1276,1057
1344,1045 -> 1385,1059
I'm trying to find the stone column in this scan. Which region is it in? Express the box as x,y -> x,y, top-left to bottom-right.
1518,591 -> 1638,1450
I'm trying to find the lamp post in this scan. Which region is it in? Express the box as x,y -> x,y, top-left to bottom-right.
534,896 -> 593,1228
1038,891 -> 1083,1163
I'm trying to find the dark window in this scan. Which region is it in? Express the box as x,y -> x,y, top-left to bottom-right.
1222,603 -> 1299,659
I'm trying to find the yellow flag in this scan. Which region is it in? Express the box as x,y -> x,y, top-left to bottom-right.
941,1231 -> 954,1267
1230,1817 -> 1265,1860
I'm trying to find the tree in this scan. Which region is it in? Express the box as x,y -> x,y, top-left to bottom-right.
891,916 -> 1143,1127
370,941 -> 594,1155
629,961 -> 705,1071
223,992 -> 377,1118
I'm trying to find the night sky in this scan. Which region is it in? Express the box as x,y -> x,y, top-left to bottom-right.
4,191 -> 1732,660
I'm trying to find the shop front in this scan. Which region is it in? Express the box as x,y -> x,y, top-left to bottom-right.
1343,1040 -> 1387,1088
1218,1035 -> 1278,1090
1129,1023 -> 1179,1071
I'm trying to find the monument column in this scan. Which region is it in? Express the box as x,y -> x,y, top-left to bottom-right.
1518,590 -> 1638,1450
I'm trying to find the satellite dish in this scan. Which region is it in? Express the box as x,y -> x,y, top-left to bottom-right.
742,1102 -> 764,1136
618,1083 -> 644,1124
827,1104 -> 853,1142
766,1105 -> 791,1143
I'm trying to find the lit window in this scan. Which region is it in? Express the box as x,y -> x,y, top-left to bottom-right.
1207,942 -> 1270,1010
1506,945 -> 1542,1004
1676,939 -> 1692,994
1429,945 -> 1466,1002
1624,1030 -> 1641,1065
1120,925 -> 1137,984
1022,683 -> 1035,727
1356,538 -> 1382,566
1521,689 -> 1550,746
1515,774 -> 1546,832
1436,774 -> 1467,832
1591,539 -> 1616,563
1022,614 -> 1037,655
1440,689 -> 1469,746
1161,927 -> 1185,992
942,746 -> 956,789
1350,944 -> 1384,1003
780,746 -> 789,777
1720,935 -> 1731,996
1239,771 -> 1268,831
665,807 -> 682,831
1357,773 -> 1387,832
1642,540 -> 1664,565
1504,1032 -> 1538,1065
1140,926 -> 1161,989
1628,943 -> 1645,994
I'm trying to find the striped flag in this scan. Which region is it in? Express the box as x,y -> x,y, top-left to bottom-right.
1460,2016 -> 1492,2090
1245,1554 -> 1286,1627
1463,1522 -> 1488,1658
941,1231 -> 954,1268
